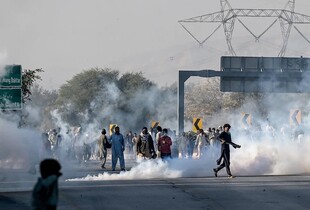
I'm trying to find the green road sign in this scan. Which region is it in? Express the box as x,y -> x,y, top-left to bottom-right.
0,65 -> 22,87
0,88 -> 22,110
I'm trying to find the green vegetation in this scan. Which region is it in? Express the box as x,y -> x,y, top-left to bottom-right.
16,66 -> 309,131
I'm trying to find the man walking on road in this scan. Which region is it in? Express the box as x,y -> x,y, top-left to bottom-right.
213,124 -> 241,178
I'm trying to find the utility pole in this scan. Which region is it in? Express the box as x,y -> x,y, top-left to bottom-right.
179,0 -> 310,57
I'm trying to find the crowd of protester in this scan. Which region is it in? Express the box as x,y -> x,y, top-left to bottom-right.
39,122 -> 305,169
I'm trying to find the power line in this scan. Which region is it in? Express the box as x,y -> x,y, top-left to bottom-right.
179,0 -> 310,57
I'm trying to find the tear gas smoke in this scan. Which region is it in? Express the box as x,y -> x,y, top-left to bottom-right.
1,77 -> 310,183
0,53 -> 43,169
51,80 -> 177,142
66,88 -> 310,181
66,131 -> 310,182
66,159 -> 182,181
2,63 -> 310,182
0,115 -> 41,169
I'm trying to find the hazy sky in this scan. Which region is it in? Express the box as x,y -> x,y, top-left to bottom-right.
0,0 -> 310,90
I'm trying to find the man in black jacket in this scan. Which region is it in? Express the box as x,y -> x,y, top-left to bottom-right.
136,127 -> 156,159
213,124 -> 241,178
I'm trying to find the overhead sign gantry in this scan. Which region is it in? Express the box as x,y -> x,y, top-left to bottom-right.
178,56 -> 310,134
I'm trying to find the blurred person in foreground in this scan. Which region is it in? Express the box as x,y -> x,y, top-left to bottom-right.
213,124 -> 241,178
31,158 -> 62,210
158,128 -> 172,160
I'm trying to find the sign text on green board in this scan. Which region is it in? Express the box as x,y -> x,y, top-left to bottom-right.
0,88 -> 22,110
0,65 -> 22,87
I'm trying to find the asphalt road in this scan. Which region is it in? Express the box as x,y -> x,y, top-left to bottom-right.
0,159 -> 310,210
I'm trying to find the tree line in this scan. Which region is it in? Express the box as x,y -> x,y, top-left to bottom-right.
11,67 -> 310,132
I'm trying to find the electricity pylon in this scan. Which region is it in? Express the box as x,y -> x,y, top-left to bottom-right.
179,0 -> 310,56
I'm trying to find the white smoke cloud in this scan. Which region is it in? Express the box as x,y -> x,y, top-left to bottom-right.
66,132 -> 309,182
0,115 -> 41,169
66,159 -> 182,181
233,135 -> 310,175
66,86 -> 310,181
220,92 -> 310,176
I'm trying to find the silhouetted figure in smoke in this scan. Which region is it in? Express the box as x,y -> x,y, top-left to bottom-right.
213,124 -> 241,178
41,132 -> 52,158
48,129 -> 58,158
178,132 -> 187,158
55,128 -> 63,159
98,129 -> 108,169
136,127 -> 156,159
131,133 -> 138,159
195,129 -> 207,158
150,126 -> 158,155
31,159 -> 62,210
109,126 -> 125,171
125,131 -> 134,155
71,127 -> 82,160
82,142 -> 91,162
214,129 -> 221,147
187,132 -> 196,158
155,126 -> 163,156
209,128 -> 216,146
